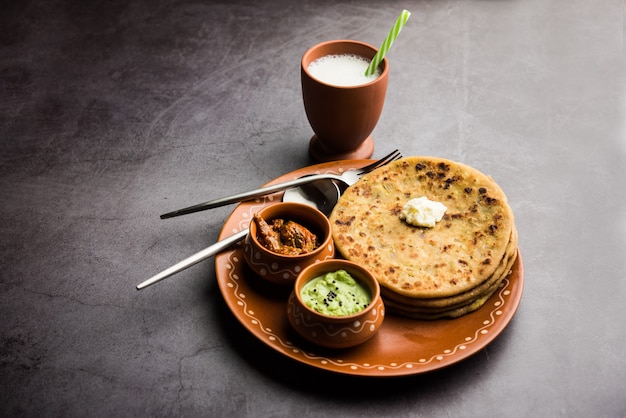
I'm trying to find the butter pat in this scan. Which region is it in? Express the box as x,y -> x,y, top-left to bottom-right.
400,197 -> 447,227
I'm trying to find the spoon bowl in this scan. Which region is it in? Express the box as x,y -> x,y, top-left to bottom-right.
282,177 -> 341,216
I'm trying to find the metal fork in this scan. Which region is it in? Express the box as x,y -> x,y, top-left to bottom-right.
137,150 -> 402,290
160,149 -> 402,219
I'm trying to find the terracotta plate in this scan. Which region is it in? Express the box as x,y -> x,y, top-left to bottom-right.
215,160 -> 524,377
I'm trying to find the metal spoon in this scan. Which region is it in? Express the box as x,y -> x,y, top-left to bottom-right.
136,179 -> 341,290
282,175 -> 344,215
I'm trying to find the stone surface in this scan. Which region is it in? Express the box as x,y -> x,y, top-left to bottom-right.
1,0 -> 625,416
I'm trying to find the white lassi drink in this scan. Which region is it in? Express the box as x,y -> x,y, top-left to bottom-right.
307,54 -> 381,87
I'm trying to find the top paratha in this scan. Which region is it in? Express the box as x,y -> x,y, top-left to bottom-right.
330,156 -> 515,299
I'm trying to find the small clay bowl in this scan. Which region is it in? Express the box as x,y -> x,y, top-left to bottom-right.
287,259 -> 385,349
243,202 -> 334,285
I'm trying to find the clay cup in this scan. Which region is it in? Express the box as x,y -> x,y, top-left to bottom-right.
301,40 -> 389,162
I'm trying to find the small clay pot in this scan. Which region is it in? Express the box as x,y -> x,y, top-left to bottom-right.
243,202 -> 334,285
287,259 -> 385,349
301,40 -> 389,162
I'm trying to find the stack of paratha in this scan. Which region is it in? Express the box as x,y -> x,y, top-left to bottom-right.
329,156 -> 518,319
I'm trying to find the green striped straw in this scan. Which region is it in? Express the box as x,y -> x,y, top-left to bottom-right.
365,9 -> 411,76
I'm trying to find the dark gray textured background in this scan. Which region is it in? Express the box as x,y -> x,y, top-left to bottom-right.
1,0 -> 625,416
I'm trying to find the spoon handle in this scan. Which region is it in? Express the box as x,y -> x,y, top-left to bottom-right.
136,228 -> 248,290
159,173 -> 342,219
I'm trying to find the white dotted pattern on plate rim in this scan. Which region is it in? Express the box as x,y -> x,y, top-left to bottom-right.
228,248 -> 512,372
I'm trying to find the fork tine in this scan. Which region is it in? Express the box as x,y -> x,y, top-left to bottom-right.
380,150 -> 403,169
357,149 -> 402,174
364,149 -> 402,172
356,149 -> 399,172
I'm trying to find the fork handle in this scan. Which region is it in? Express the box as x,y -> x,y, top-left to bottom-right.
160,173 -> 343,219
136,228 -> 249,290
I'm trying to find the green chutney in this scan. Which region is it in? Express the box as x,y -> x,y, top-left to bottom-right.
300,270 -> 371,316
